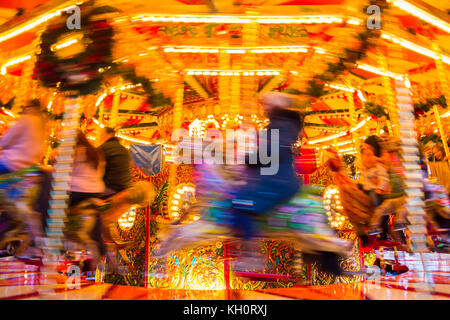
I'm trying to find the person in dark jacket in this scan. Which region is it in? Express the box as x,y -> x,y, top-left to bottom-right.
230,93 -> 303,270
99,127 -> 132,196
232,92 -> 303,224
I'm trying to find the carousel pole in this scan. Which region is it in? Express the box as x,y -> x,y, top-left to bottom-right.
110,79 -> 123,128
96,91 -> 106,142
345,85 -> 362,174
41,95 -> 82,296
382,23 -> 433,296
169,81 -> 184,198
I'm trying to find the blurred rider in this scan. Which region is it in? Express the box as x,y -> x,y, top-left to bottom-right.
0,99 -> 45,174
231,92 -> 303,239
229,92 -> 303,271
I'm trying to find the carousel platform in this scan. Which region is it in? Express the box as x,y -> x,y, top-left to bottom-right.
0,252 -> 448,300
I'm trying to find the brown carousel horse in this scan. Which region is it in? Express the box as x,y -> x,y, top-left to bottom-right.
326,149 -> 407,247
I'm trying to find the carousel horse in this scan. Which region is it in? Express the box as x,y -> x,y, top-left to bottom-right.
327,150 -> 408,244
423,179 -> 450,253
0,165 -> 45,257
64,180 -> 155,272
153,163 -> 353,276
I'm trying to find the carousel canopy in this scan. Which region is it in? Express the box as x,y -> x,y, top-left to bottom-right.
0,0 -> 448,168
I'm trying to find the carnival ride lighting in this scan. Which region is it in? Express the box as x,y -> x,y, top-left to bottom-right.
346,19 -> 361,25
52,38 -> 79,51
118,207 -> 137,231
93,118 -> 104,128
357,63 -> 405,80
307,131 -> 347,145
318,140 -> 353,149
326,83 -> 355,92
227,49 -> 245,54
185,69 -> 282,76
338,147 -> 356,153
357,90 -> 366,102
1,108 -> 16,118
389,0 -> 450,33
441,111 -> 450,118
169,183 -> 196,220
165,46 -> 313,54
133,14 -> 347,25
0,3 -> 79,43
381,33 -> 450,65
350,116 -> 372,133
1,55 -> 32,75
307,116 -> 371,145
116,133 -> 152,145
323,185 -> 347,229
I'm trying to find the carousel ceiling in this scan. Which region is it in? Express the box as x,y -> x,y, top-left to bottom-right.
0,0 -> 448,144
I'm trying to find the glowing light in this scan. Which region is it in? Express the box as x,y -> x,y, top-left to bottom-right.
308,116 -> 371,145
307,131 -> 347,145
134,14 -> 344,25
357,90 -> 366,102
2,108 -> 16,118
52,38 -> 79,51
323,185 -> 348,229
346,19 -> 361,25
168,183 -> 196,220
0,4 -> 79,44
118,207 -> 137,231
1,55 -> 32,75
185,69 -> 282,76
326,83 -> 355,92
389,0 -> 450,33
350,116 -> 372,133
357,63 -> 404,80
381,33 -> 450,65
116,133 -> 151,145
338,147 -> 357,154
93,118 -> 105,129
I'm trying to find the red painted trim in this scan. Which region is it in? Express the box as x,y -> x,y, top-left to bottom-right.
144,177 -> 151,288
223,240 -> 230,300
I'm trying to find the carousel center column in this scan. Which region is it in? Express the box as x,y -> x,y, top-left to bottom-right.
217,37 -> 230,117
240,15 -> 259,118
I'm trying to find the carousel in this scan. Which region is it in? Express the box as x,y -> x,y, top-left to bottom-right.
0,0 -> 449,299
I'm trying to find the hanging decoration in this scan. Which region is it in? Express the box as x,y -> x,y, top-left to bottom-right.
283,0 -> 388,99
413,95 -> 447,119
34,4 -> 118,96
363,102 -> 390,119
34,3 -> 172,109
